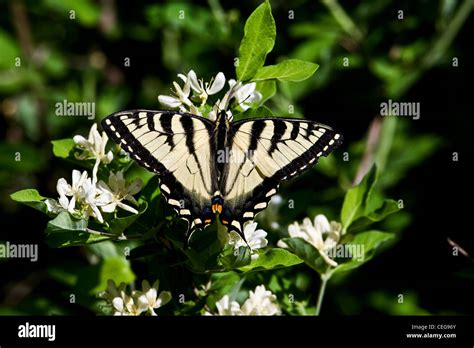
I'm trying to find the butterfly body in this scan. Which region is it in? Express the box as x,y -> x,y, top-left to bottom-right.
102,109 -> 342,243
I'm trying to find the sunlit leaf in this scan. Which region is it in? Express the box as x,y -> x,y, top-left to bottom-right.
239,248 -> 303,272
236,1 -> 276,81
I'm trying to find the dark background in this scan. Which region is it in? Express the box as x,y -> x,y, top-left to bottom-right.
0,0 -> 473,315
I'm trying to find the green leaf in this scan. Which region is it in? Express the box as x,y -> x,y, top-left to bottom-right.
340,165 -> 378,231
76,256 -> 135,295
252,59 -> 319,82
332,230 -> 395,274
209,272 -> 241,297
256,80 -> 276,103
87,240 -> 120,258
219,246 -> 251,270
236,1 -> 276,81
282,237 -> 328,275
180,223 -> 224,273
44,0 -> 100,27
45,212 -> 107,248
10,189 -> 49,215
237,105 -> 273,120
239,248 -> 303,272
108,201 -> 148,235
349,199 -> 401,233
208,272 -> 244,307
375,117 -> 397,172
51,138 -> 76,158
0,30 -> 20,69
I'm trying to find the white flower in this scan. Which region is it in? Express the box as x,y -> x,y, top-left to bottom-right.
98,171 -> 142,214
100,280 -> 144,316
56,169 -> 88,213
205,295 -> 242,316
240,285 -> 281,316
73,123 -> 113,181
47,169 -> 109,223
158,72 -> 201,114
135,280 -> 172,316
279,214 -> 341,267
205,285 -> 280,316
228,222 -> 268,260
227,79 -> 262,111
178,70 -> 225,105
101,279 -> 171,316
158,80 -> 191,108
81,174 -> 107,223
112,292 -> 144,316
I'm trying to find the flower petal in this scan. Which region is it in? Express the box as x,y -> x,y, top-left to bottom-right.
207,72 -> 226,95
156,291 -> 172,308
187,70 -> 201,93
117,201 -> 139,214
56,178 -> 71,196
314,214 -> 331,234
101,202 -> 117,213
158,95 -> 182,108
112,297 -> 124,312
73,135 -> 90,148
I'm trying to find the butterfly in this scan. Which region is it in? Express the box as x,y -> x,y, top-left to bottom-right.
101,109 -> 342,244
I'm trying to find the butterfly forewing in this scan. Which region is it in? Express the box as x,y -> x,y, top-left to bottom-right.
219,118 -> 342,234
101,110 -> 218,233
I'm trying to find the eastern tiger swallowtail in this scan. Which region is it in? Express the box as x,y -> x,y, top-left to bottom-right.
101,110 -> 342,243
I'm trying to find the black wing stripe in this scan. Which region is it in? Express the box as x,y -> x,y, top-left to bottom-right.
269,120 -> 287,155
159,112 -> 175,147
290,122 -> 300,140
247,119 -> 266,152
147,112 -> 156,131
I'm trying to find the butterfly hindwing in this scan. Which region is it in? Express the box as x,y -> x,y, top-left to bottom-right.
220,117 -> 342,236
101,110 -> 218,233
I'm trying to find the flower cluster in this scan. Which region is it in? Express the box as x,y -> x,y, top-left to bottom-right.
100,279 -> 171,316
278,214 -> 342,267
206,285 -> 280,316
228,222 -> 268,260
45,124 -> 143,223
158,70 -> 262,120
73,123 -> 113,181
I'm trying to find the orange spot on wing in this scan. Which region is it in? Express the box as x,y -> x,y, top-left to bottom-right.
212,204 -> 223,214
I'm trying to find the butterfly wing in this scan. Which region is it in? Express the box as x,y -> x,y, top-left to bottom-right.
101,110 -> 218,235
220,117 -> 342,237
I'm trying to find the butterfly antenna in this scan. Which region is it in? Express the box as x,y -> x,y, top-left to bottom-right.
236,94 -> 252,109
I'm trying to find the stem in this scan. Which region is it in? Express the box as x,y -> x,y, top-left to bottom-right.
315,274 -> 329,315
321,0 -> 364,42
421,0 -> 473,69
86,227 -> 140,240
